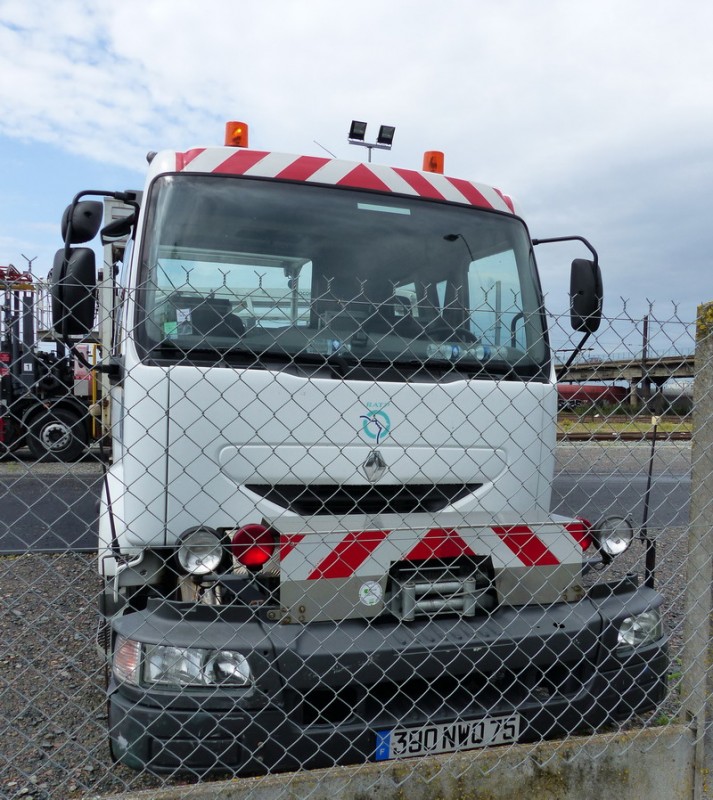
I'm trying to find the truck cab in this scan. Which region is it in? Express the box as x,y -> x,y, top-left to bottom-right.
51,124 -> 667,776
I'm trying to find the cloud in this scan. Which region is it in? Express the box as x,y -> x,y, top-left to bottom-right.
0,0 -> 712,323
3,0 -> 711,172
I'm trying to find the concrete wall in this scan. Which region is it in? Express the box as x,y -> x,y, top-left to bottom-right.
97,725 -> 695,800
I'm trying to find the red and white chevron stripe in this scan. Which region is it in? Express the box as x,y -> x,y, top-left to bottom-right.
175,148 -> 515,214
279,521 -> 591,582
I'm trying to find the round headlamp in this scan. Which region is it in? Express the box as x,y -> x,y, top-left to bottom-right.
592,516 -> 634,559
177,527 -> 224,576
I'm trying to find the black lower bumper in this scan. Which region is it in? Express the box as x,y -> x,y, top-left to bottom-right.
108,586 -> 669,776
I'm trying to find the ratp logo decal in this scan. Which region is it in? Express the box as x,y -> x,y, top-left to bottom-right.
360,402 -> 391,444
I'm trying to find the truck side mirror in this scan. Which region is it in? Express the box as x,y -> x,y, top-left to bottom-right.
101,212 -> 136,244
570,258 -> 602,333
51,247 -> 97,335
61,201 -> 103,244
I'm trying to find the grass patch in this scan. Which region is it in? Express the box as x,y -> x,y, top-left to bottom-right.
557,415 -> 692,437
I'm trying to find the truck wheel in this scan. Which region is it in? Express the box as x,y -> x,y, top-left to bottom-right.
27,408 -> 88,462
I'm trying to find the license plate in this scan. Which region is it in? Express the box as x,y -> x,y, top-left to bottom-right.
375,714 -> 520,761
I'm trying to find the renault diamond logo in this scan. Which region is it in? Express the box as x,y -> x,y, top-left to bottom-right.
362,450 -> 387,483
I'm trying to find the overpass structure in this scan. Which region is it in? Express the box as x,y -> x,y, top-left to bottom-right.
556,353 -> 695,409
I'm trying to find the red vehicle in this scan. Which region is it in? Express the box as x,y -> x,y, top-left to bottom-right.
557,383 -> 627,410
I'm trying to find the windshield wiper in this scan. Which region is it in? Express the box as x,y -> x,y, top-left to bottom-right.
146,342 -> 530,379
291,350 -> 358,378
147,341 -> 258,364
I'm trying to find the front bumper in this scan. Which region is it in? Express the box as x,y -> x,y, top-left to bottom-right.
108,586 -> 668,775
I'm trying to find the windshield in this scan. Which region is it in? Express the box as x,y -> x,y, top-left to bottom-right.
136,175 -> 549,378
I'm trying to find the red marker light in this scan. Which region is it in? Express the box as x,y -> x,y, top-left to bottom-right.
567,517 -> 594,551
230,524 -> 275,569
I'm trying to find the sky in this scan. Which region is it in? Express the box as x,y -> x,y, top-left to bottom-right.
0,0 -> 711,358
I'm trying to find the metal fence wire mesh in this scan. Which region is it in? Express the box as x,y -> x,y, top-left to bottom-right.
0,291 -> 707,800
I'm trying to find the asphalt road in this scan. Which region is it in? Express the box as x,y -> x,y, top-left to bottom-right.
0,460 -> 102,552
0,443 -> 692,553
551,441 -> 691,531
550,473 -> 690,529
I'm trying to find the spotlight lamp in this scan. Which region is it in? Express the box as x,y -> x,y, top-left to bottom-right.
348,120 -> 368,142
376,125 -> 396,146
347,120 -> 396,162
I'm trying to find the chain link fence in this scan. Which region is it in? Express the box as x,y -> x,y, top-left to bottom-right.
0,293 -> 708,800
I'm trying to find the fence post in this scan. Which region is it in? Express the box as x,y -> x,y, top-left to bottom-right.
680,301 -> 713,799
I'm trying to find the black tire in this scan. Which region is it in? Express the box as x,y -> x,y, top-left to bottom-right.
26,408 -> 88,462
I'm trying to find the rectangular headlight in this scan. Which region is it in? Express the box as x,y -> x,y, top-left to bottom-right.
113,637 -> 251,687
617,610 -> 663,650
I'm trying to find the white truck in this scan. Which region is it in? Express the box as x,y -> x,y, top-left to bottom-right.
52,123 -> 668,775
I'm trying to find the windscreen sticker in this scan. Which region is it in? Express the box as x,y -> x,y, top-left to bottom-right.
165,309 -> 193,337
357,202 -> 411,216
176,308 -> 192,335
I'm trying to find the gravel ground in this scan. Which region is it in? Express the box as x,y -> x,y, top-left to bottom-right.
0,553 -> 176,800
0,444 -> 694,800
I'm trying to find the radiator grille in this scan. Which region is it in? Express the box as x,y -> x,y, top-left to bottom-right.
245,483 -> 481,515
